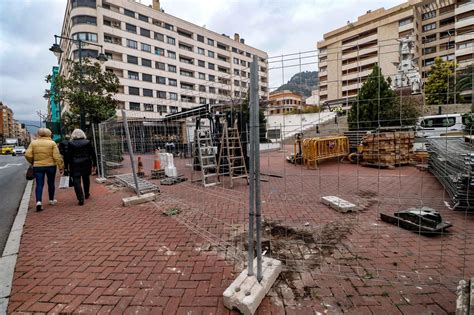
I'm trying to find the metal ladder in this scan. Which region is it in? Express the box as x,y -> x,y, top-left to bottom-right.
195,128 -> 220,187
217,120 -> 249,188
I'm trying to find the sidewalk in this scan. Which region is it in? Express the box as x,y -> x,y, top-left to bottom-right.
6,156 -> 474,314
7,179 -> 251,314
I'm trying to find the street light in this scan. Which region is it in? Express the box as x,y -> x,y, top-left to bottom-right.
49,34 -> 108,130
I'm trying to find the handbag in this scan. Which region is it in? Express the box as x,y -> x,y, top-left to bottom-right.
59,176 -> 70,189
26,166 -> 34,180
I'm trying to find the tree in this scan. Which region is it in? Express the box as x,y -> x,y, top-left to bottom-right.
46,58 -> 120,132
424,57 -> 458,105
348,65 -> 398,129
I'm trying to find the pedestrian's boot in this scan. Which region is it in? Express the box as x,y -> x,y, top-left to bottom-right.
36,201 -> 42,212
78,199 -> 84,206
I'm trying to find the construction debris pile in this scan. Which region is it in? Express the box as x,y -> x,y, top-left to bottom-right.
361,131 -> 415,168
426,138 -> 474,211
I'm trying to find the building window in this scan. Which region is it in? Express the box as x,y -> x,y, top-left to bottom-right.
423,58 -> 435,66
126,39 -> 137,49
138,14 -> 149,22
422,22 -> 436,32
423,46 -> 436,54
422,34 -> 437,43
234,69 -> 240,75
208,74 -> 215,81
399,17 -> 412,27
198,72 -> 205,80
72,15 -> 97,25
164,23 -> 174,31
169,93 -> 178,100
128,71 -> 139,80
180,69 -> 193,77
154,32 -> 164,42
143,88 -> 153,97
197,47 -> 205,55
126,23 -> 137,33
197,35 -> 204,43
142,58 -> 152,67
170,106 -> 178,113
72,32 -> 97,42
441,54 -> 455,61
167,51 -> 176,59
157,105 -> 167,113
157,76 -> 166,84
209,99 -> 216,105
198,60 -> 205,67
129,87 -> 140,95
207,38 -> 214,46
141,43 -> 151,52
157,91 -> 167,99
168,65 -> 176,73
422,11 -> 436,20
208,63 -> 215,70
129,102 -> 140,111
209,87 -> 216,94
142,73 -> 152,82
168,78 -> 177,86
199,85 -> 206,92
140,28 -> 150,38
155,47 -> 165,56
233,57 -> 239,65
71,0 -> 96,8
167,36 -> 176,45
127,55 -> 138,64
208,50 -> 215,58
199,97 -> 206,104
144,104 -> 154,112
124,9 -> 135,18
156,62 -> 165,70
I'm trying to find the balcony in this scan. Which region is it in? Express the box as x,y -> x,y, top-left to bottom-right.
456,33 -> 474,43
342,55 -> 378,71
399,22 -> 414,33
342,68 -> 372,81
456,16 -> 474,29
456,2 -> 474,15
456,46 -> 474,57
342,45 -> 378,60
342,81 -> 363,92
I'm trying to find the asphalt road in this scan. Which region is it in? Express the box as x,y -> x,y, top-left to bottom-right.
0,154 -> 28,255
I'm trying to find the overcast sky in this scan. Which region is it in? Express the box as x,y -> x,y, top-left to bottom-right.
0,0 -> 404,120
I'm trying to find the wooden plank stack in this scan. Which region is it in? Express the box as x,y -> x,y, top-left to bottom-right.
361,131 -> 415,168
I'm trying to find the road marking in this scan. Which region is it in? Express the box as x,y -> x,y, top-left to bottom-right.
0,164 -> 23,170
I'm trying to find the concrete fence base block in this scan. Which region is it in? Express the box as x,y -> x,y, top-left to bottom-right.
321,196 -> 358,212
95,177 -> 107,184
456,278 -> 473,315
122,193 -> 156,207
223,257 -> 282,315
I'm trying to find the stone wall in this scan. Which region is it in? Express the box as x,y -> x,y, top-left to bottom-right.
420,104 -> 472,116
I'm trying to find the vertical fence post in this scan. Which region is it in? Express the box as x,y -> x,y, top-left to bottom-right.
247,60 -> 256,277
251,55 -> 263,282
122,110 -> 141,197
98,123 -> 105,178
91,124 -> 101,178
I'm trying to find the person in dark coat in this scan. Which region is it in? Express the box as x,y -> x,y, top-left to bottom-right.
58,134 -> 70,158
65,129 -> 96,205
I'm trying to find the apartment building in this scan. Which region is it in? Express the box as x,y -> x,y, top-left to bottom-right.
317,0 -> 473,104
267,90 -> 304,115
0,103 -> 14,140
57,0 -> 269,119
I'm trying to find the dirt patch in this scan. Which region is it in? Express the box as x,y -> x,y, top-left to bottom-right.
356,190 -> 379,210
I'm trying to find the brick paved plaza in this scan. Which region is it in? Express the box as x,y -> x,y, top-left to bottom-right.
7,149 -> 474,314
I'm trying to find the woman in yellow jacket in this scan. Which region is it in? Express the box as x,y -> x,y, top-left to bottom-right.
25,128 -> 64,211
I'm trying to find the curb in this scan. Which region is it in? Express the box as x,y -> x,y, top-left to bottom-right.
0,180 -> 33,314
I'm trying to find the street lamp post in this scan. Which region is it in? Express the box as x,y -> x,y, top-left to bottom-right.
49,34 -> 108,131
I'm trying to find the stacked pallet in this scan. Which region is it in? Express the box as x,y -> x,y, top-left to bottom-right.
426,138 -> 474,211
361,131 -> 415,168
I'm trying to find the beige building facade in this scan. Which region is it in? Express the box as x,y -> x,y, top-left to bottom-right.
0,103 -> 14,140
267,90 -> 304,115
58,0 -> 269,119
317,0 -> 474,103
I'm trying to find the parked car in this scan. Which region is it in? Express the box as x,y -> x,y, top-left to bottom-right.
416,114 -> 468,138
1,145 -> 15,155
14,146 -> 26,155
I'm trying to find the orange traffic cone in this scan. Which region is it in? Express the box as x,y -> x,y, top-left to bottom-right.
154,149 -> 161,170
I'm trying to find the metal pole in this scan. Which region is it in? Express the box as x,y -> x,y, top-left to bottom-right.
91,123 -> 100,176
78,40 -> 85,131
247,60 -> 256,277
252,55 -> 263,282
122,110 -> 141,196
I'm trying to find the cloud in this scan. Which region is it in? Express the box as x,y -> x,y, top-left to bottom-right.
0,0 -> 404,120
